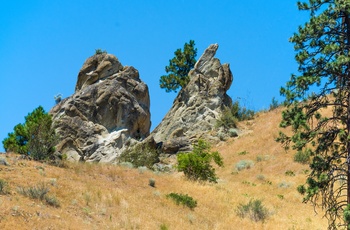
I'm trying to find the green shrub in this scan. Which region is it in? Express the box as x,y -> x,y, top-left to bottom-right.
256,155 -> 270,162
278,181 -> 291,188
177,139 -> 223,183
160,224 -> 168,230
237,151 -> 248,156
17,183 -> 49,200
216,101 -> 255,130
0,179 -> 9,194
236,199 -> 269,222
294,150 -> 310,164
256,174 -> 265,181
119,143 -> 159,169
269,97 -> 280,111
228,128 -> 238,137
17,183 -> 60,207
235,160 -> 254,171
45,195 -> 60,207
285,170 -> 295,176
149,178 -> 156,187
2,106 -> 58,162
216,107 -> 238,130
95,49 -> 107,55
166,193 -> 197,210
231,101 -> 255,121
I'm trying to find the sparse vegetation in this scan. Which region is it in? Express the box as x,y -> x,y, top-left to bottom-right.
17,182 -> 60,207
256,155 -> 269,162
238,151 -> 248,156
119,143 -> 159,169
149,178 -> 156,187
269,97 -> 280,111
236,199 -> 269,222
217,101 -> 255,130
54,94 -> 62,104
95,49 -> 107,55
235,160 -> 254,171
177,139 -> 223,183
285,170 -> 295,176
166,193 -> 197,210
293,150 -> 310,164
0,179 -> 9,194
0,107 -> 329,229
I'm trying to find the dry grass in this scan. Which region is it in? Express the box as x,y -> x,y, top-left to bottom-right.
0,107 -> 328,229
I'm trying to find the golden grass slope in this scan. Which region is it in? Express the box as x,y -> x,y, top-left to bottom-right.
0,107 -> 328,229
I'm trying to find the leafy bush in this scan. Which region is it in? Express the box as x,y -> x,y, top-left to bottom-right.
166,193 -> 197,209
0,179 -> 9,194
177,139 -> 223,183
119,143 -> 159,169
2,106 -> 58,162
235,160 -> 254,171
236,199 -> 269,222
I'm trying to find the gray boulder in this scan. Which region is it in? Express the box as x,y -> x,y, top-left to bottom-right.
150,44 -> 233,153
50,53 -> 151,162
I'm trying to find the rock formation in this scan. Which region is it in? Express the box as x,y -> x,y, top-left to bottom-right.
50,53 -> 151,162
150,44 -> 233,154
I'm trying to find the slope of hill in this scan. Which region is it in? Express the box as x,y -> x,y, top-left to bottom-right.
0,107 -> 328,229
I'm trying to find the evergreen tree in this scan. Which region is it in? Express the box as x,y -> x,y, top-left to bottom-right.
159,40 -> 197,93
278,1 -> 350,228
3,106 -> 57,161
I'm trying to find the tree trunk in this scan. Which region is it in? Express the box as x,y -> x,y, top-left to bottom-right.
344,12 -> 350,211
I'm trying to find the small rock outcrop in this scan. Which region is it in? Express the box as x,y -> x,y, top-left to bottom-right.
150,44 -> 233,153
50,53 -> 151,162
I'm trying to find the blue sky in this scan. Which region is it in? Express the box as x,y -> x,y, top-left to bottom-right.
0,1 -> 308,152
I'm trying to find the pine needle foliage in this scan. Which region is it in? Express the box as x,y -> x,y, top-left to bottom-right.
2,106 -> 57,161
277,1 -> 350,228
160,40 -> 197,93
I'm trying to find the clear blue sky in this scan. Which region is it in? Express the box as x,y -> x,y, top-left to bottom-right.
0,1 -> 308,152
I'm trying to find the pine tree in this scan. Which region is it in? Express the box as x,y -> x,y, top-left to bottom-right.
3,106 -> 57,161
159,40 -> 197,93
278,1 -> 350,228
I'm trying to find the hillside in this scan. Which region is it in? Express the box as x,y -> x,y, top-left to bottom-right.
0,107 -> 328,230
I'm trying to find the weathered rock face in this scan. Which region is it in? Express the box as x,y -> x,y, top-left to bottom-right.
50,53 -> 151,162
150,44 -> 233,153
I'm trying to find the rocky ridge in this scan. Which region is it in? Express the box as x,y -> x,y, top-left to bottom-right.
51,44 -> 233,163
